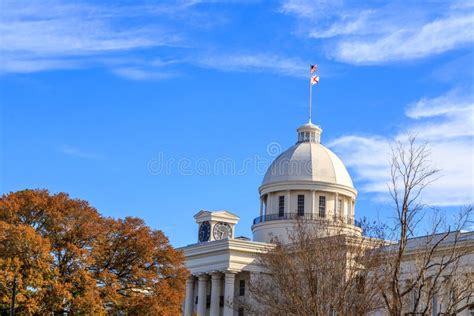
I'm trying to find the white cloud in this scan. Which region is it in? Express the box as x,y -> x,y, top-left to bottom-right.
60,145 -> 100,159
405,90 -> 472,119
280,0 -> 343,19
0,58 -> 82,73
111,67 -> 177,81
0,0 -> 182,74
280,0 -> 474,64
328,89 -> 474,206
334,13 -> 474,64
196,53 -> 307,77
0,0 -> 304,80
404,90 -> 474,141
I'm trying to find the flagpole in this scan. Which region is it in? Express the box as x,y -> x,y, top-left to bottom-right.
309,66 -> 312,123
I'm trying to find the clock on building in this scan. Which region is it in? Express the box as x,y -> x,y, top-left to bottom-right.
213,222 -> 232,240
194,210 -> 239,242
198,221 -> 211,242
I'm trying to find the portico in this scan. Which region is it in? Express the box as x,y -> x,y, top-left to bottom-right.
183,270 -> 238,316
180,231 -> 271,316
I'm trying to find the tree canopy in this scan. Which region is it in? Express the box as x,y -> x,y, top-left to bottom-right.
0,189 -> 188,315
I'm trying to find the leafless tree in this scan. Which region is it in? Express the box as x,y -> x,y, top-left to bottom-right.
238,221 -> 385,315
369,136 -> 473,315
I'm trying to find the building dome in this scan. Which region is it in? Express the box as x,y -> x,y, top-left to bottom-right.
262,142 -> 354,188
262,122 -> 354,189
253,121 -> 361,244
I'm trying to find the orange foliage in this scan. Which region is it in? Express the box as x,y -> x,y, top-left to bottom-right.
0,189 -> 188,315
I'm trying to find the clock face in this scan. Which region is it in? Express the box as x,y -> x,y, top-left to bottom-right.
198,221 -> 210,242
213,222 -> 232,240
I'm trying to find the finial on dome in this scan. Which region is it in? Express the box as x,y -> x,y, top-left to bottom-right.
297,122 -> 322,144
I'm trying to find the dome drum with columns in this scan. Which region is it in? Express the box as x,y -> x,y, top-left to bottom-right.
252,121 -> 362,243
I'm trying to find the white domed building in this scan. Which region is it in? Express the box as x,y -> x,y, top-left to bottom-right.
179,119 -> 474,316
179,119 -> 364,316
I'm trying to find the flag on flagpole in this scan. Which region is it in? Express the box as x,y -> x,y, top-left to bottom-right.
311,75 -> 319,85
310,64 -> 318,73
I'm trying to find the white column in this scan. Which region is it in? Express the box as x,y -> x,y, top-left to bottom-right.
311,190 -> 316,216
351,199 -> 355,224
223,271 -> 236,316
264,195 -> 267,216
210,272 -> 222,316
197,274 -> 209,316
286,190 -> 291,214
334,192 -> 338,220
259,198 -> 263,217
268,192 -> 273,214
184,277 -> 195,316
348,199 -> 351,223
347,197 -> 351,223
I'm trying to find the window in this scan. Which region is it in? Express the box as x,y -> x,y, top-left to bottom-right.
239,280 -> 245,296
219,295 -> 224,307
297,195 -> 304,216
195,296 -> 198,304
337,199 -> 342,217
278,196 -> 285,217
431,295 -> 438,316
319,196 -> 326,218
356,276 -> 365,294
206,295 -> 211,308
238,307 -> 245,316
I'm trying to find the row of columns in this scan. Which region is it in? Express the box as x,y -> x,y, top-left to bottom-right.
184,271 -> 237,316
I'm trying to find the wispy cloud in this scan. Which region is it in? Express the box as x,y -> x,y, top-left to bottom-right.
334,13 -> 474,64
60,145 -> 100,159
196,53 -> 307,77
328,89 -> 474,206
1,0 -> 305,81
280,0 -> 474,64
111,67 -> 178,81
0,58 -> 83,74
0,0 -> 183,74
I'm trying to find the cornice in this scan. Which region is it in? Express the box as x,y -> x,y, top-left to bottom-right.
259,180 -> 357,197
179,238 -> 274,257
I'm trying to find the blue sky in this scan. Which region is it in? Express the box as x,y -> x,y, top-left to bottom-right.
1,0 -> 473,246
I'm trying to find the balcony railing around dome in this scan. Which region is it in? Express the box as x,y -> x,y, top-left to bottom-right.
253,213 -> 362,228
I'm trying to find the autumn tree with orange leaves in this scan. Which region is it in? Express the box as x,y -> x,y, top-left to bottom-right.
0,189 -> 188,315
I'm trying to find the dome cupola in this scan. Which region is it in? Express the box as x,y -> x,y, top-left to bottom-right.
297,121 -> 322,143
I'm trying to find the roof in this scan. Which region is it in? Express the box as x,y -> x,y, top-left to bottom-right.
262,141 -> 354,188
382,230 -> 474,253
193,210 -> 240,224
